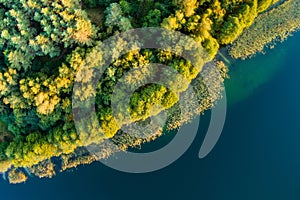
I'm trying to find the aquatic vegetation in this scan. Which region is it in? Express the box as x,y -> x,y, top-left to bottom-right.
29,159 -> 56,179
7,168 -> 27,184
229,0 -> 300,59
0,0 -> 294,183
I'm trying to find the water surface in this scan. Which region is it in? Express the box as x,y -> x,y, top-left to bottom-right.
1,32 -> 300,200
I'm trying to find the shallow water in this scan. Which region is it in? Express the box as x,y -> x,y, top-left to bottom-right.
225,41 -> 288,105
1,32 -> 300,200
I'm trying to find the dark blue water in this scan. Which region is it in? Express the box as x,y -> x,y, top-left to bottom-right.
1,32 -> 300,200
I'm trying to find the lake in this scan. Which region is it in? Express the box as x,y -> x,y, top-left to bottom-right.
1,31 -> 300,200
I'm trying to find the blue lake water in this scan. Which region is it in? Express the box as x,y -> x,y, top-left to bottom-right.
1,32 -> 300,200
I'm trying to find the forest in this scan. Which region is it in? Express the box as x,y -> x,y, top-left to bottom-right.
0,0 -> 293,183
